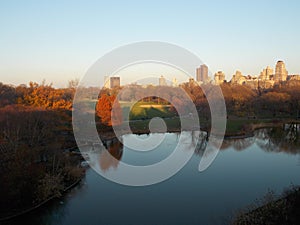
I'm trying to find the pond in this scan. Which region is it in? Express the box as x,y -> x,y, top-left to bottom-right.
8,126 -> 300,225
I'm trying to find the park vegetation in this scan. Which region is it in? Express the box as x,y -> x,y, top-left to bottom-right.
1,79 -> 300,218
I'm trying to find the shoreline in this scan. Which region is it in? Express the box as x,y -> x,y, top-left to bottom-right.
98,118 -> 299,141
0,178 -> 83,222
233,186 -> 300,225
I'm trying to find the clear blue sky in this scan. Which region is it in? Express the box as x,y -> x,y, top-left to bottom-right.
1,0 -> 300,87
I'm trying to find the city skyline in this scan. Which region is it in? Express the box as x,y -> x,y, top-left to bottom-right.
103,59 -> 299,88
1,0 -> 300,87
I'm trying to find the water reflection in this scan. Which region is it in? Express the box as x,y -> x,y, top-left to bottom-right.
99,137 -> 123,171
6,126 -> 300,225
256,123 -> 300,154
95,124 -> 300,173
194,131 -> 209,156
221,123 -> 300,154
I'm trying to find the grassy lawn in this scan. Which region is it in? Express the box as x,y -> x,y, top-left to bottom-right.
121,101 -> 177,121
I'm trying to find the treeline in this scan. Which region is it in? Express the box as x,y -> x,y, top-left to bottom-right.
100,80 -> 300,120
2,79 -> 300,122
219,81 -> 300,118
0,81 -> 75,109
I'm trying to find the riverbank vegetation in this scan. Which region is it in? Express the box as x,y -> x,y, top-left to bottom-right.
0,81 -> 84,219
232,185 -> 300,225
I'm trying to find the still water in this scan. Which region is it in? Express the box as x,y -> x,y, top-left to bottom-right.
9,126 -> 300,225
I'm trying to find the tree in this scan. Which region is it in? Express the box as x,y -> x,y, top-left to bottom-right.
96,94 -> 123,126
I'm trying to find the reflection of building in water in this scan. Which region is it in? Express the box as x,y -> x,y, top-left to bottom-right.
99,137 -> 123,171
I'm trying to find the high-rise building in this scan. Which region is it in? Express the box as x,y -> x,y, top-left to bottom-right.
172,78 -> 178,87
231,70 -> 246,84
104,76 -> 110,88
196,64 -> 208,82
274,60 -> 288,82
214,71 -> 225,85
159,75 -> 167,86
110,77 -> 120,88
259,66 -> 273,80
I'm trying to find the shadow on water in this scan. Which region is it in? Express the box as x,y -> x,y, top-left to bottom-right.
3,180 -> 87,225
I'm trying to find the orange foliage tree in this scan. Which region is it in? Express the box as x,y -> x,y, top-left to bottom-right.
96,94 -> 123,126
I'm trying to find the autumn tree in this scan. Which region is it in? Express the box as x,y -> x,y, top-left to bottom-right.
96,94 -> 123,126
0,82 -> 16,107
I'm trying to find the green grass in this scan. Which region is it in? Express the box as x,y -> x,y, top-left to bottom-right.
225,118 -> 281,135
121,101 -> 177,121
128,117 -> 181,132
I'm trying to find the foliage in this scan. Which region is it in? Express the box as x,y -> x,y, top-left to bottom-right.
0,107 -> 83,214
96,94 -> 123,126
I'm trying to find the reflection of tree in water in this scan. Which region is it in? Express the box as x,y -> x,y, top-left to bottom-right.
255,124 -> 300,154
222,137 -> 255,151
194,131 -> 208,156
99,138 -> 123,171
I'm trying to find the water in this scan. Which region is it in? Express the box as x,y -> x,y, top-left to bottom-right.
7,127 -> 300,225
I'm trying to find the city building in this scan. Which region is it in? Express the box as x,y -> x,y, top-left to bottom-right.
159,75 -> 167,86
274,60 -> 288,82
110,77 -> 120,88
104,76 -> 110,88
214,71 -> 225,85
287,74 -> 300,81
196,64 -> 208,83
231,70 -> 246,85
172,78 -> 178,87
259,66 -> 273,80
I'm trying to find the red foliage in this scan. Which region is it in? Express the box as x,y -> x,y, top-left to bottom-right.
96,94 -> 123,126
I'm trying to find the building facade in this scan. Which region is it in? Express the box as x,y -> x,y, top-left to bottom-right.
274,60 -> 288,82
259,66 -> 273,80
231,70 -> 246,84
196,64 -> 208,83
214,71 -> 225,85
110,77 -> 120,88
159,75 -> 167,86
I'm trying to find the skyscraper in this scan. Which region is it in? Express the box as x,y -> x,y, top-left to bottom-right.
110,77 -> 120,88
259,66 -> 273,80
274,60 -> 288,82
196,64 -> 208,82
172,78 -> 178,87
214,71 -> 225,85
104,76 -> 110,88
159,75 -> 167,86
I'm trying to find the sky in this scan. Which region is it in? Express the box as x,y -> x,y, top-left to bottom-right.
1,0 -> 300,87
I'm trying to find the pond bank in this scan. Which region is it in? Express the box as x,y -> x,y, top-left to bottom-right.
233,186 -> 300,225
0,177 -> 84,222
98,118 -> 299,141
